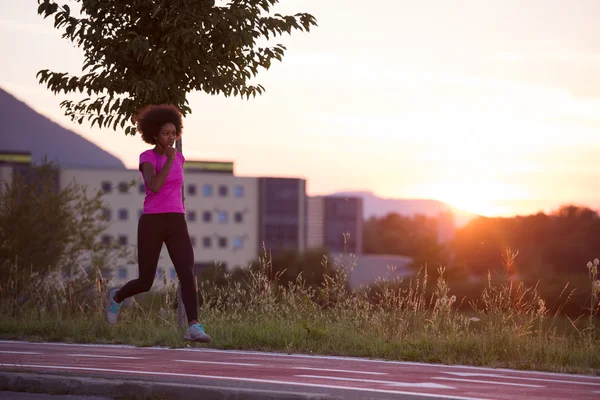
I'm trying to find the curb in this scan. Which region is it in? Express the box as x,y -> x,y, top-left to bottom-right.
0,371 -> 340,400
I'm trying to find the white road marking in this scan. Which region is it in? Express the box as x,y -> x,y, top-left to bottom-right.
442,371 -> 600,386
0,363 -> 489,400
175,360 -> 258,367
293,367 -> 387,375
295,374 -> 455,389
67,354 -> 142,360
2,340 -> 599,382
434,377 -> 544,388
0,351 -> 41,355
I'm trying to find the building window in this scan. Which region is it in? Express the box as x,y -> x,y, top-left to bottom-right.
102,208 -> 112,221
170,268 -> 177,280
118,267 -> 128,279
118,235 -> 128,246
156,267 -> 165,279
264,223 -> 299,249
188,184 -> 197,196
203,211 -> 212,223
203,184 -> 213,197
203,236 -> 212,248
219,237 -> 228,248
233,237 -> 243,250
118,182 -> 129,193
234,185 -> 244,198
234,211 -> 243,223
219,185 -> 228,197
187,211 -> 197,222
218,211 -> 228,224
138,183 -> 146,194
190,236 -> 197,247
101,181 -> 112,193
118,208 -> 128,221
101,235 -> 111,245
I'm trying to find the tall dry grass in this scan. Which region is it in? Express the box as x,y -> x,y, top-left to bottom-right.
1,243 -> 598,374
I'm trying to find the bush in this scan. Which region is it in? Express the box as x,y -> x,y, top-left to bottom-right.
0,160 -> 131,315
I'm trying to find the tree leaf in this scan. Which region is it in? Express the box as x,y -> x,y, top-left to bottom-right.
36,0 -> 318,134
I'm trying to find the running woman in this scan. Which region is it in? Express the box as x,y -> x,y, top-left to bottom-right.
104,104 -> 211,343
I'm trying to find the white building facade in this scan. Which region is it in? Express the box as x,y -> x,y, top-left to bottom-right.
61,161 -> 262,286
1,151 -> 365,290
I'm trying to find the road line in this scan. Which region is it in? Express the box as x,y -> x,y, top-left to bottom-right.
175,360 -> 259,367
293,367 -> 387,375
0,363 -> 490,400
295,374 -> 454,389
2,340 -> 598,382
67,354 -> 142,360
0,351 -> 41,355
434,377 -> 544,388
442,371 -> 600,386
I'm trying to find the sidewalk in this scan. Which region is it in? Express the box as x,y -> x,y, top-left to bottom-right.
0,371 -> 342,400
1,390 -> 111,400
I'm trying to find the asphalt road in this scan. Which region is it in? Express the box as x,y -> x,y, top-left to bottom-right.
0,340 -> 599,400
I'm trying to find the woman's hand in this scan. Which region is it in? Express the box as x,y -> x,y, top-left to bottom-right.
166,145 -> 177,161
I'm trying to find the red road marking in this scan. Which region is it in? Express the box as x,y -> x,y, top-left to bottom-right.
292,367 -> 388,375
441,371 -> 600,386
433,377 -> 543,388
0,341 -> 598,400
175,359 -> 259,366
66,354 -> 142,360
0,363 -> 487,400
294,374 -> 454,389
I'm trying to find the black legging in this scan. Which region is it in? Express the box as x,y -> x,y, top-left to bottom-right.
116,213 -> 198,322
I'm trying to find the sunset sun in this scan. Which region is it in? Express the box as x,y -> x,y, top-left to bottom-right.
428,180 -> 516,217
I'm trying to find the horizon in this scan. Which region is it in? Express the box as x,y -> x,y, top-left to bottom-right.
2,1 -> 600,218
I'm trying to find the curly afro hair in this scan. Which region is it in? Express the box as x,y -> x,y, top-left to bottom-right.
134,104 -> 184,145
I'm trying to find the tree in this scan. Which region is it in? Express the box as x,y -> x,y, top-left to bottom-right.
0,160 -> 131,312
36,0 -> 317,134
363,213 -> 450,268
450,206 -> 600,315
36,0 -> 317,326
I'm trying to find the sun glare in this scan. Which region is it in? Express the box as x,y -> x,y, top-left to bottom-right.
405,125 -> 540,217
409,180 -> 525,217
435,186 -> 512,217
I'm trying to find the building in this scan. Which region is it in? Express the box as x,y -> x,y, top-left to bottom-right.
307,195 -> 363,254
183,161 -> 259,272
0,154 -> 18,190
58,160 -> 316,286
307,197 -> 325,250
258,177 -> 307,255
0,151 -> 33,192
0,151 -> 365,289
305,195 -> 416,291
346,253 -> 413,290
59,160 -> 261,285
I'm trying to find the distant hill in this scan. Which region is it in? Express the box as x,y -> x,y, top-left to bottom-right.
329,190 -> 479,228
0,88 -> 125,168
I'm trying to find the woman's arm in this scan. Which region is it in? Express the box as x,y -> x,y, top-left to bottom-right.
141,159 -> 174,193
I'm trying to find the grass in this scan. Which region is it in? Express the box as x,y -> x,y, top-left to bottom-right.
1,247 -> 599,376
1,312 -> 598,375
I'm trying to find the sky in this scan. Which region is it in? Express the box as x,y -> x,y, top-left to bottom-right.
2,0 -> 600,218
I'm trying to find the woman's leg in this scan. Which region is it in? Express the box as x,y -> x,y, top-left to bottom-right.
164,213 -> 198,323
115,214 -> 164,302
